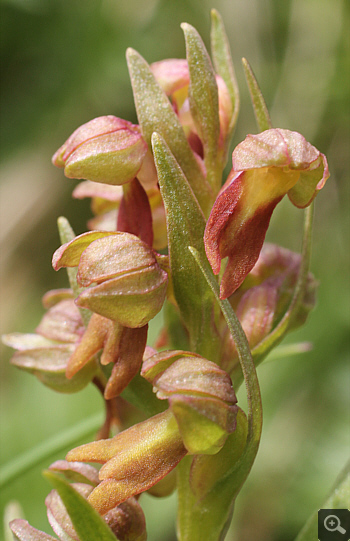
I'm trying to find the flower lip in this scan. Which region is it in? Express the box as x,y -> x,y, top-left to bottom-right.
204,128 -> 329,298
231,128 -> 328,179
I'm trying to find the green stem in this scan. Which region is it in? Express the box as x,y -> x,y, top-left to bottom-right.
188,246 -> 262,479
0,412 -> 103,489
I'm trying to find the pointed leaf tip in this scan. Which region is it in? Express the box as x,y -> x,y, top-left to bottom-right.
210,8 -> 239,155
242,57 -> 272,132
127,46 -> 212,214
182,19 -> 221,193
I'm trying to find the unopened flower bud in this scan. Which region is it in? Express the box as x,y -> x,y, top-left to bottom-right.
239,242 -> 318,329
142,351 -> 238,454
53,231 -> 168,327
52,116 -> 148,186
104,498 -> 147,541
220,243 -> 318,373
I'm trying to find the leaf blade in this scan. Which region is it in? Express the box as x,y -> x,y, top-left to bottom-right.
210,9 -> 240,150
43,471 -> 118,541
182,22 -> 221,193
126,48 -> 213,216
152,132 -> 220,362
242,57 -> 272,132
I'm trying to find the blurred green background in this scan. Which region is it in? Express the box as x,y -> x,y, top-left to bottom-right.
0,0 -> 349,539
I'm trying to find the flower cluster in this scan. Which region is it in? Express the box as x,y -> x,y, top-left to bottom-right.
4,9 -> 329,541
10,460 -> 147,541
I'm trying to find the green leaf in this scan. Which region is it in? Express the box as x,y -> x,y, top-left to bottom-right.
0,413 -> 103,489
294,460 -> 350,541
126,48 -> 213,216
43,471 -> 118,541
181,22 -> 221,193
152,132 -> 220,362
242,57 -> 272,132
210,9 -> 240,152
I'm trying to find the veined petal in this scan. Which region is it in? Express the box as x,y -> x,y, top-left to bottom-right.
11,345 -> 97,393
52,116 -> 140,166
205,129 -> 329,298
76,233 -> 156,287
72,180 -> 123,206
36,299 -> 84,343
66,410 -> 187,515
232,129 -> 317,171
76,265 -> 168,328
232,128 -> 329,206
9,519 -> 57,541
2,333 -> 56,350
64,130 -> 147,186
205,167 -> 298,298
48,460 -> 100,486
52,231 -> 118,271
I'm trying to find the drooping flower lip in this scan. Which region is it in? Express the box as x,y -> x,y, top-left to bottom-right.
204,128 -> 330,299
232,129 -> 322,171
231,128 -> 329,208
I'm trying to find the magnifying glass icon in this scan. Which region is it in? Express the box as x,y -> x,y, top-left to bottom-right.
324,514 -> 346,534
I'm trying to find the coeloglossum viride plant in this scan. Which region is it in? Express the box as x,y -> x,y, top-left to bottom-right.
2,8 -> 337,541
